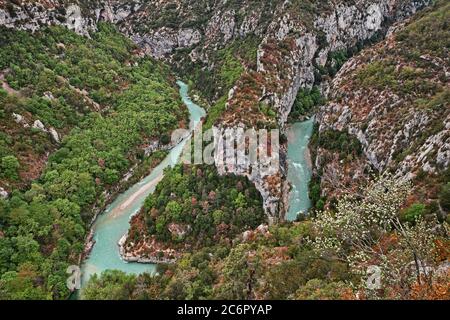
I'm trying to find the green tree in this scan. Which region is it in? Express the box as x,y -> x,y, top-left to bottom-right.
212,209 -> 225,225
82,270 -> 137,300
1,155 -> 20,180
234,192 -> 247,209
165,201 -> 183,222
401,203 -> 426,223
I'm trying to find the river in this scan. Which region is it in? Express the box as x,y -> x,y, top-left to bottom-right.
285,118 -> 315,221
80,81 -> 205,287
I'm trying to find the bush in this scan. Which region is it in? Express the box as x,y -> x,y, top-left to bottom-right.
289,86 -> 324,120
317,130 -> 362,159
1,156 -> 20,180
401,203 -> 426,223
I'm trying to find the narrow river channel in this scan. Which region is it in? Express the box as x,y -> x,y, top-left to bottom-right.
80,81 -> 206,287
286,118 -> 315,221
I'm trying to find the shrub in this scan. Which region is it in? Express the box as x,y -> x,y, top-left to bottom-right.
1,155 -> 20,180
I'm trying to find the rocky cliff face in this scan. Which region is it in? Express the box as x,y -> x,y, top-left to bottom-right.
0,0 -> 434,220
315,1 -> 449,208
0,0 -> 141,35
205,0 -> 431,219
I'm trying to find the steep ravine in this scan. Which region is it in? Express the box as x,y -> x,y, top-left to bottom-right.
286,118 -> 315,221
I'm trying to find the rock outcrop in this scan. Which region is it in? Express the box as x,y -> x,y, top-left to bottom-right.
0,0 -> 141,35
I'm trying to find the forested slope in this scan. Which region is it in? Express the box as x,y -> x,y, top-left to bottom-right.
0,23 -> 187,299
121,164 -> 266,263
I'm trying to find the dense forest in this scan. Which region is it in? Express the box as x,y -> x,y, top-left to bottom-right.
0,23 -> 187,299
